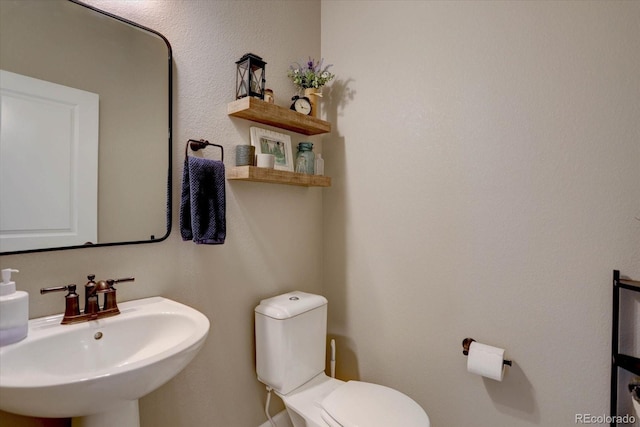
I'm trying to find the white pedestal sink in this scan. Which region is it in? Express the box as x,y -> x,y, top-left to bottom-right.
0,297 -> 210,426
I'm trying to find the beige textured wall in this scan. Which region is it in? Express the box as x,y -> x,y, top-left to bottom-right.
0,1 -> 321,426
322,1 -> 640,426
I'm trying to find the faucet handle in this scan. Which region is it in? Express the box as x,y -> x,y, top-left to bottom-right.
41,285 -> 73,294
101,277 -> 134,312
41,285 -> 81,321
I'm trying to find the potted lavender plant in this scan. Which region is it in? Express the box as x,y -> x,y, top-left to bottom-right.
287,58 -> 335,117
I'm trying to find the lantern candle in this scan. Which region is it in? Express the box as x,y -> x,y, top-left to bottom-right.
235,53 -> 266,100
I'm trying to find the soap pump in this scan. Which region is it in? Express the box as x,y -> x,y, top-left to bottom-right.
0,268 -> 29,346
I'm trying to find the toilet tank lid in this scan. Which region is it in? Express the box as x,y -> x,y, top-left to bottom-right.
255,291 -> 327,319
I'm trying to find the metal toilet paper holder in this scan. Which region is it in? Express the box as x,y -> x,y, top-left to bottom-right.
462,338 -> 512,366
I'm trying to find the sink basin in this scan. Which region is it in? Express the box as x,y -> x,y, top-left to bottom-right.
0,296 -> 209,424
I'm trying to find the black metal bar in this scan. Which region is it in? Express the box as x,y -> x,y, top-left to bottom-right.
616,354 -> 640,377
619,279 -> 640,292
611,270 -> 620,427
610,270 -> 640,426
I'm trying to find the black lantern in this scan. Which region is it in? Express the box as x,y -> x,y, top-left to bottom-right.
235,53 -> 266,100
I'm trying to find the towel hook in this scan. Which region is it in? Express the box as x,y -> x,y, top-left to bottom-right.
185,139 -> 224,162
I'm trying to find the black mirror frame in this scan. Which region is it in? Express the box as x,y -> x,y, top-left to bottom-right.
2,0 -> 173,255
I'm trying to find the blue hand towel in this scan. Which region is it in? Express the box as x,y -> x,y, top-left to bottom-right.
180,156 -> 226,244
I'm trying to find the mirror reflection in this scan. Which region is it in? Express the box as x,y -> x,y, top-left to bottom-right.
0,0 -> 171,254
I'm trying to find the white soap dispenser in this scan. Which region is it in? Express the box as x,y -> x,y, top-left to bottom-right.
0,268 -> 29,346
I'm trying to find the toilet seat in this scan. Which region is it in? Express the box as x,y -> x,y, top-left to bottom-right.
320,380 -> 430,427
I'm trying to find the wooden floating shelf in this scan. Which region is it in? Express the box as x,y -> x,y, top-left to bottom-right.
228,97 -> 331,136
227,166 -> 331,187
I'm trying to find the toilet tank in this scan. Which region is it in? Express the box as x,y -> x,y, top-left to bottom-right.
255,291 -> 328,395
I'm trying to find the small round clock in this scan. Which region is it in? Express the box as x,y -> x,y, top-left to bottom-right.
290,96 -> 312,115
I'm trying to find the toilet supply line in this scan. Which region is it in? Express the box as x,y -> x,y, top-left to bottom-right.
265,386 -> 277,427
262,339 -> 336,426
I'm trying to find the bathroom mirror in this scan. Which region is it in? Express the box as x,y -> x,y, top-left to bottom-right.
0,0 -> 172,254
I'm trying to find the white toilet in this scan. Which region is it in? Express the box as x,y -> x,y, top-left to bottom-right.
255,291 -> 431,427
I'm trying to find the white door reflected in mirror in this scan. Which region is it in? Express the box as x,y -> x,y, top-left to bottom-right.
0,70 -> 98,252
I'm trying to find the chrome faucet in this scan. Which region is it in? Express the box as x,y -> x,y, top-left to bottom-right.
41,274 -> 135,324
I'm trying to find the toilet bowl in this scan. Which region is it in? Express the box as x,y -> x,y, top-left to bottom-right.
278,373 -> 430,427
255,291 -> 430,427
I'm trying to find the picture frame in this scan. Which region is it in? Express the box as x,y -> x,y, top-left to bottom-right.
250,127 -> 294,172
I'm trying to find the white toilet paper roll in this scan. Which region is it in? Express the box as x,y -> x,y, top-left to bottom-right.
467,341 -> 506,381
